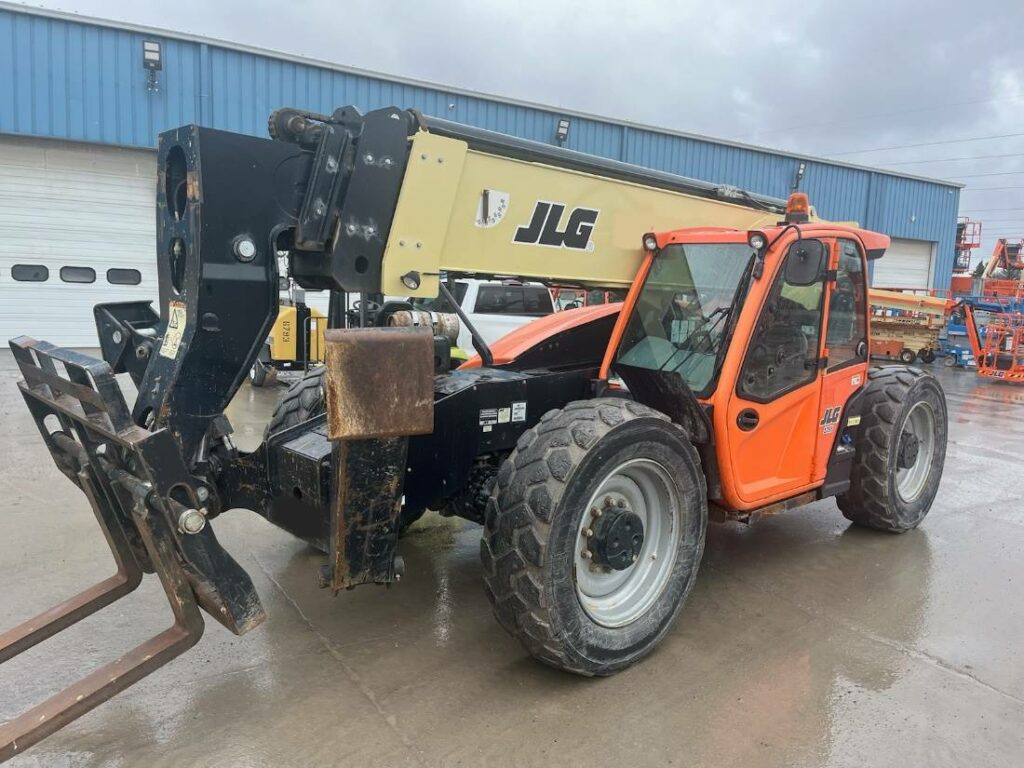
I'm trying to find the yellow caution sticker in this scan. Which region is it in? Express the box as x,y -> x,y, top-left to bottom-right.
846,415 -> 861,426
159,301 -> 188,359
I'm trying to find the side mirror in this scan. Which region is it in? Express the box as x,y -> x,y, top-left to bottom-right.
784,239 -> 826,286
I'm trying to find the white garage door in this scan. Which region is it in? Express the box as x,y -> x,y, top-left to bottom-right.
0,136 -> 157,347
871,238 -> 935,290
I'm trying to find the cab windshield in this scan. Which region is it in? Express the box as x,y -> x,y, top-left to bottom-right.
614,242 -> 756,396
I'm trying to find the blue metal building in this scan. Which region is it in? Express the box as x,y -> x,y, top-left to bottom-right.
0,2 -> 961,343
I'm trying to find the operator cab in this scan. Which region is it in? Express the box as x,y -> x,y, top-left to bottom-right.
608,193 -> 886,510
612,193 -> 879,402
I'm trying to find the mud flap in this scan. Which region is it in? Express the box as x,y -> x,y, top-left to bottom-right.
324,437 -> 410,590
319,326 -> 434,592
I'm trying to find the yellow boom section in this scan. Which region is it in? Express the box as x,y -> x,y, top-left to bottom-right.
382,131 -> 794,298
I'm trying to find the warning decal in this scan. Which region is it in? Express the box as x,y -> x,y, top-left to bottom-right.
159,301 -> 188,359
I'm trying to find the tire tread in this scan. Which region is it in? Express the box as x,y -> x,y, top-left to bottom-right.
264,366 -> 326,436
837,365 -> 939,531
481,398 -> 704,675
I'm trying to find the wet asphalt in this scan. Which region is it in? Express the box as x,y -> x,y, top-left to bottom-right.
1,356 -> 1022,767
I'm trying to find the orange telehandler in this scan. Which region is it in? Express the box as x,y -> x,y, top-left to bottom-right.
0,106 -> 948,760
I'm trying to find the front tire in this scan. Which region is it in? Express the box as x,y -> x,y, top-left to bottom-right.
265,366 -> 325,435
837,366 -> 947,532
481,398 -> 707,676
899,349 -> 917,364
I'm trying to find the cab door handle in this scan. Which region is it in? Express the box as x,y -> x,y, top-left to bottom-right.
737,409 -> 760,431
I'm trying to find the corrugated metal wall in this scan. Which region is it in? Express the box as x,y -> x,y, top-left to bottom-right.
0,5 -> 960,288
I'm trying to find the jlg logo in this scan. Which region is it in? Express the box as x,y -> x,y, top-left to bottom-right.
513,201 -> 599,251
820,406 -> 842,435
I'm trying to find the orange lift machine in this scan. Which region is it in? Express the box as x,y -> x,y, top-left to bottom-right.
959,298 -> 1024,382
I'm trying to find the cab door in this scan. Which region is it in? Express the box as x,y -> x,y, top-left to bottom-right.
721,239 -> 829,507
812,238 -> 870,480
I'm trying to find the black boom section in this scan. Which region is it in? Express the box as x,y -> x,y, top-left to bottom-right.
130,106 -> 416,467
288,107 -> 418,292
134,125 -> 307,464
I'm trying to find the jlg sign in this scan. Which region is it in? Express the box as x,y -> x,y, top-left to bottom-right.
514,200 -> 599,251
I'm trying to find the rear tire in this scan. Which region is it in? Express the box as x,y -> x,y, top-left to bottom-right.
481,398 -> 707,676
943,354 -> 956,368
899,349 -> 917,364
837,366 -> 947,532
919,349 -> 936,364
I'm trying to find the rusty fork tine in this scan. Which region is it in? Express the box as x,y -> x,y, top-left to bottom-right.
0,573 -> 138,664
0,473 -> 205,764
2,339 -> 262,762
0,625 -> 198,763
0,473 -> 142,664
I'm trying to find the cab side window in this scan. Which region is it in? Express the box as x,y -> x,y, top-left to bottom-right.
826,240 -> 868,369
739,245 -> 825,400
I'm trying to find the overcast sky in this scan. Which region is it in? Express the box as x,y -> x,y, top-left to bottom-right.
36,0 -> 1024,263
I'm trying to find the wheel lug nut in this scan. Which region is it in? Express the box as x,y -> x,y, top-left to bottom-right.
604,495 -> 614,507
581,549 -> 592,559
617,499 -> 625,508
583,528 -> 594,538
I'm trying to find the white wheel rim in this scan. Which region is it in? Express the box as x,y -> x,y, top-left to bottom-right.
895,400 -> 935,502
574,458 -> 681,628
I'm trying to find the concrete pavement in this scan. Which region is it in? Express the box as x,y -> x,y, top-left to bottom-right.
2,357 -> 1022,767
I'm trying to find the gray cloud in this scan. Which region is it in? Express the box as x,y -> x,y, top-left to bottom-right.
38,0 -> 1024,260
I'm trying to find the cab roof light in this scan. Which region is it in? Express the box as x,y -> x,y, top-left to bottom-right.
642,233 -> 659,252
785,192 -> 811,224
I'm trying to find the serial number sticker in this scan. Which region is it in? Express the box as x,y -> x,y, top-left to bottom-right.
511,401 -> 527,422
159,301 -> 187,359
479,408 -> 498,427
846,415 -> 862,426
498,407 -> 511,424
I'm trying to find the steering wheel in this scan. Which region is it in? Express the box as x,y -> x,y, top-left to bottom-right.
683,329 -> 716,353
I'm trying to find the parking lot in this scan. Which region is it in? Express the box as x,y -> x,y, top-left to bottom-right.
1,358 -> 1021,767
